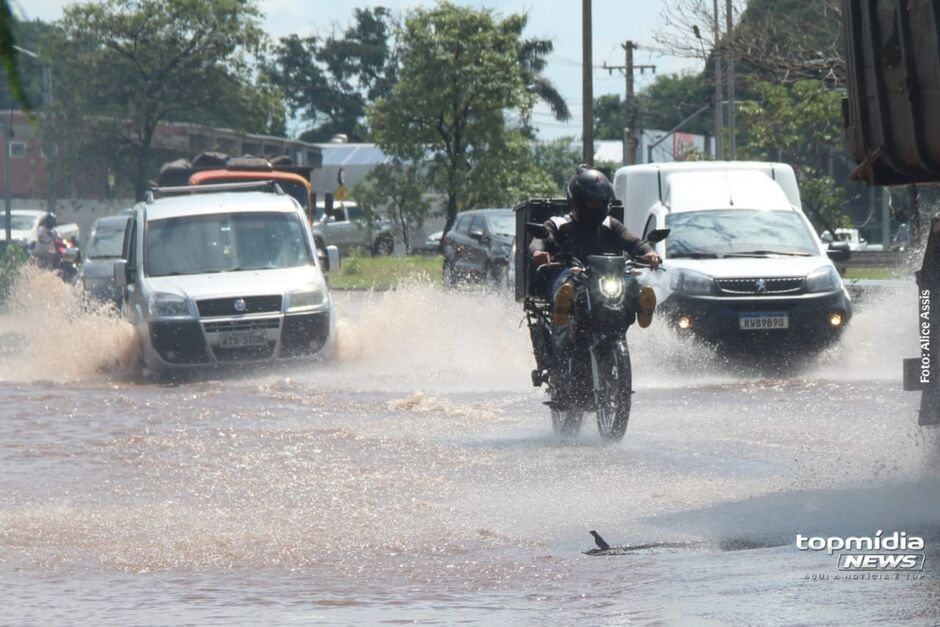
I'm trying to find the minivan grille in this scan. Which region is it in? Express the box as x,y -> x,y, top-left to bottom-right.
197,295 -> 282,317
716,277 -> 804,296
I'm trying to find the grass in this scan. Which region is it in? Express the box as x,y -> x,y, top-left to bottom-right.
328,254 -> 443,290
840,266 -> 907,281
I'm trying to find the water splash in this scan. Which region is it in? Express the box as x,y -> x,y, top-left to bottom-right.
0,266 -> 137,382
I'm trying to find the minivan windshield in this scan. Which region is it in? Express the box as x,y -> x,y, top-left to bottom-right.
146,211 -> 313,277
665,210 -> 818,258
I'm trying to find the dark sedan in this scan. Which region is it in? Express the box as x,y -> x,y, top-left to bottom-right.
442,209 -> 514,286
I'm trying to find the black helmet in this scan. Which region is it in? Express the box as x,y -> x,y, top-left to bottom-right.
566,164 -> 614,227
42,212 -> 57,228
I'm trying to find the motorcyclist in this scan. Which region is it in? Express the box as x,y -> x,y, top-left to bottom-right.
32,212 -> 62,271
529,165 -> 661,329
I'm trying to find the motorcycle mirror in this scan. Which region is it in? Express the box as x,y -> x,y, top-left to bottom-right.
646,228 -> 670,245
526,222 -> 550,239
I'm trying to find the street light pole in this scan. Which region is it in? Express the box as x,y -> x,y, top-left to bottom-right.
712,0 -> 723,160
582,0 -> 594,165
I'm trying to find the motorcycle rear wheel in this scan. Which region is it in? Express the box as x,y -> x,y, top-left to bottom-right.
595,342 -> 632,441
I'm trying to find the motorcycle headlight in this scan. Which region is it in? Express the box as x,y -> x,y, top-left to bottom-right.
805,265 -> 841,293
289,288 -> 324,311
599,275 -> 624,299
669,269 -> 715,296
147,292 -> 190,318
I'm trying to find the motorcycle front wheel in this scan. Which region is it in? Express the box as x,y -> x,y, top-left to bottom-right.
594,342 -> 632,441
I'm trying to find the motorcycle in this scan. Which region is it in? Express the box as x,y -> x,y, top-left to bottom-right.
524,224 -> 669,441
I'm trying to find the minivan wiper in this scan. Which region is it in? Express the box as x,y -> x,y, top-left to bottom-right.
723,250 -> 811,257
669,252 -> 720,259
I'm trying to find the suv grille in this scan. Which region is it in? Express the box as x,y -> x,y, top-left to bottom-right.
203,318 -> 280,333
716,277 -> 804,296
197,295 -> 282,317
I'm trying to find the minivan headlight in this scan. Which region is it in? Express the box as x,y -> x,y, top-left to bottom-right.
289,288 -> 324,310
147,292 -> 190,318
805,266 -> 841,293
669,269 -> 715,296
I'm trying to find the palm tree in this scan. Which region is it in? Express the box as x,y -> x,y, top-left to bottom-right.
519,36 -> 570,122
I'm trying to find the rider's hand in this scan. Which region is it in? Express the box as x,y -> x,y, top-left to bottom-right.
532,250 -> 551,267
641,251 -> 662,268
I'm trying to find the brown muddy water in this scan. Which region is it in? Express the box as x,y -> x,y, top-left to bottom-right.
1,269 -> 938,624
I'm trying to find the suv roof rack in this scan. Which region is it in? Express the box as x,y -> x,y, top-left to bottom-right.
145,180 -> 285,203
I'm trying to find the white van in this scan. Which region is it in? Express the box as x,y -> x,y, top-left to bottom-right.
115,182 -> 339,373
612,161 -> 852,350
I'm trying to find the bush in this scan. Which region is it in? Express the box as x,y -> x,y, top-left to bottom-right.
0,243 -> 28,306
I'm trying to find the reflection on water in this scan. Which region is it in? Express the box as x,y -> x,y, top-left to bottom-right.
0,280 -> 935,623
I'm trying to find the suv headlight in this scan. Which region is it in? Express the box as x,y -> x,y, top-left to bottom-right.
289,288 -> 324,311
669,269 -> 715,295
805,265 -> 841,293
147,292 -> 190,318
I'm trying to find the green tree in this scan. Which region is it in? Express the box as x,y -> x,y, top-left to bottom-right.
354,157 -> 432,254
593,94 -> 623,141
370,2 -> 533,235
463,130 -> 557,208
47,0 -> 279,200
268,8 -> 396,142
534,136 -> 581,190
738,79 -> 850,228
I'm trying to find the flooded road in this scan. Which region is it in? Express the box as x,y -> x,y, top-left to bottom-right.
1,276 -> 939,624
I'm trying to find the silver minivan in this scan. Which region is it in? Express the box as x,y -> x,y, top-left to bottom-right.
115,182 -> 339,373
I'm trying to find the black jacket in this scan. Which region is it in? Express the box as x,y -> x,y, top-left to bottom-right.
529,214 -> 653,262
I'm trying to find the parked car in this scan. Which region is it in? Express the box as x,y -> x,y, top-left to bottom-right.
421,230 -> 443,254
114,182 -> 340,374
820,228 -> 883,251
313,200 -> 394,256
0,209 -> 79,248
441,208 -> 514,286
612,161 -> 852,351
79,214 -> 130,307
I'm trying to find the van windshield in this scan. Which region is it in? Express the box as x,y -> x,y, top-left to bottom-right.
665,210 -> 818,258
85,223 -> 126,259
0,214 -> 38,231
146,211 -> 313,277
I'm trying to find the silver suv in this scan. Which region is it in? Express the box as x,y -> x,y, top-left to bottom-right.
115,182 -> 339,374
314,200 -> 394,255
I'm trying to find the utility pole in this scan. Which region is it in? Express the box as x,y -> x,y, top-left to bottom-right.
604,42 -> 656,166
725,0 -> 735,160
712,0 -> 723,160
582,0 -> 594,165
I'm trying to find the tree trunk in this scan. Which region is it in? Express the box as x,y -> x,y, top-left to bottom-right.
398,207 -> 411,254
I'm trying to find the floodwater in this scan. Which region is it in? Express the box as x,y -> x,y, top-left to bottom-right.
1,268 -> 939,625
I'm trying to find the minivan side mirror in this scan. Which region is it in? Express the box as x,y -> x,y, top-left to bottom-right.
113,259 -> 128,288
326,245 -> 340,272
827,241 -> 851,262
646,228 -> 671,245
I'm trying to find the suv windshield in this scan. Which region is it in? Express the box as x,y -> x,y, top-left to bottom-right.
487,214 -> 514,237
86,223 -> 126,259
666,210 -> 818,258
146,211 -> 313,277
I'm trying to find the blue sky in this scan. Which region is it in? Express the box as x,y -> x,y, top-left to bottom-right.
20,0 -> 703,139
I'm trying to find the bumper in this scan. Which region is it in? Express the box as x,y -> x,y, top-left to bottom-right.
141,309 -> 332,369
658,289 -> 852,349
